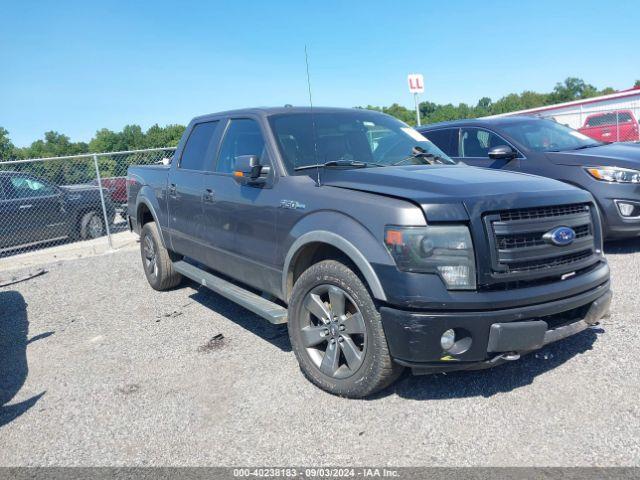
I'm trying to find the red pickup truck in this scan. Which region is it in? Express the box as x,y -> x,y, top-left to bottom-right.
91,176 -> 127,206
578,109 -> 639,142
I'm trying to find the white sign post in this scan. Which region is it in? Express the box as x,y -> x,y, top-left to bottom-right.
407,73 -> 424,126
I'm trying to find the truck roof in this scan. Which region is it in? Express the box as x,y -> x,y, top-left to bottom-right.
191,106 -> 379,123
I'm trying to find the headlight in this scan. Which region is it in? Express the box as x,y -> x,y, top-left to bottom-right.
384,225 -> 476,290
586,167 -> 640,183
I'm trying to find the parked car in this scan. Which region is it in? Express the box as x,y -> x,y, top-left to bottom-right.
128,107 -> 611,398
419,116 -> 640,239
578,109 -> 639,142
0,171 -> 115,251
92,176 -> 127,205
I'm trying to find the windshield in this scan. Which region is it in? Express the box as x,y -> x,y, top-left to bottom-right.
501,119 -> 602,152
268,111 -> 456,173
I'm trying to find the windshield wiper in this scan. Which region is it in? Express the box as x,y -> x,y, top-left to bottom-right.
392,146 -> 446,166
294,160 -> 385,171
572,144 -> 602,150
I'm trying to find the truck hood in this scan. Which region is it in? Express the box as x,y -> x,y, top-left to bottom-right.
545,143 -> 640,169
321,164 -> 592,222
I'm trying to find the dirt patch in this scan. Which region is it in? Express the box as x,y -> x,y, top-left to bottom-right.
198,334 -> 226,353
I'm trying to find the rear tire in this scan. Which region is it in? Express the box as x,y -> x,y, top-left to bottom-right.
140,222 -> 182,291
288,260 -> 403,398
80,211 -> 104,239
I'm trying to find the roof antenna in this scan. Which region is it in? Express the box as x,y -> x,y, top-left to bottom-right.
305,45 -> 321,187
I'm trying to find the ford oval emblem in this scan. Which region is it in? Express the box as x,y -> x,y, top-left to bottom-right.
543,226 -> 576,246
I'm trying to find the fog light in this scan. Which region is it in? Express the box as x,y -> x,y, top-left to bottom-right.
617,201 -> 637,217
440,329 -> 456,351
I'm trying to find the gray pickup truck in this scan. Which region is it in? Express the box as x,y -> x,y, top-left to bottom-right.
127,107 -> 612,397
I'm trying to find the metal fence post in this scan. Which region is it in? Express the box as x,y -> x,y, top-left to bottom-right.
93,154 -> 114,249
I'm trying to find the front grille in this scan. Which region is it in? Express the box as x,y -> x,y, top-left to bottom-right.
483,203 -> 598,282
508,249 -> 593,273
496,224 -> 590,250
499,204 -> 590,222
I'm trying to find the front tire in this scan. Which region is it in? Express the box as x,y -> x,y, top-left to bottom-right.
140,222 -> 182,291
288,260 -> 403,398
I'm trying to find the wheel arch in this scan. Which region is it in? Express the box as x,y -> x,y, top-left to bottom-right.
283,231 -> 388,303
135,195 -> 168,248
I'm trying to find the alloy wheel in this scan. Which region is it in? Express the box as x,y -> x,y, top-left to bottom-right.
299,285 -> 367,379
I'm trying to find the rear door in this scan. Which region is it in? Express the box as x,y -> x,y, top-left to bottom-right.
421,128 -> 459,157
0,177 -> 24,249
167,120 -> 221,263
458,127 -> 520,169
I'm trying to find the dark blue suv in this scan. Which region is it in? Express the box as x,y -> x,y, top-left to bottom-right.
419,116 -> 640,240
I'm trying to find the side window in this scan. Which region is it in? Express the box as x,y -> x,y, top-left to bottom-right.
216,119 -> 266,174
423,129 -> 458,156
460,128 -> 510,158
9,175 -> 57,198
179,121 -> 219,171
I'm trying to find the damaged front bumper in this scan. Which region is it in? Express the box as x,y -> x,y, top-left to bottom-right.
380,282 -> 612,374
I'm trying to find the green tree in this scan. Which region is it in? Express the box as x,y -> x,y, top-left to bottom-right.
0,127 -> 15,161
144,124 -> 186,148
89,128 -> 124,153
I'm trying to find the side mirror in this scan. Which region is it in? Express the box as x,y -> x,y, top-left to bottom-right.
488,145 -> 517,160
233,155 -> 270,185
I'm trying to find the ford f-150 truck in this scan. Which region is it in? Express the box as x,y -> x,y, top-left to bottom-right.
127,107 -> 612,397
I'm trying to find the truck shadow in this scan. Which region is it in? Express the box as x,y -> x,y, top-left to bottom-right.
0,291 -> 50,427
188,283 -> 291,352
376,327 -> 602,400
184,281 -> 601,398
604,237 -> 640,254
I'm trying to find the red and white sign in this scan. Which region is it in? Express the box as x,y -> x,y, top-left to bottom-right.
408,74 -> 424,94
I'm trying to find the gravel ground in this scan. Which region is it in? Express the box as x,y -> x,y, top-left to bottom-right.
0,240 -> 639,466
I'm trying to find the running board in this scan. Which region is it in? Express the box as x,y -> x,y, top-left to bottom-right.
172,260 -> 288,324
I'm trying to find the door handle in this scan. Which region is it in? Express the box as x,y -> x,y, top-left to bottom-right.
202,189 -> 215,203
168,184 -> 177,197
19,204 -> 33,209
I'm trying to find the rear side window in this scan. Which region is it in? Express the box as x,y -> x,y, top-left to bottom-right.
586,113 -> 614,127
216,119 -> 266,174
423,129 -> 458,156
179,121 -> 219,171
584,112 -> 634,127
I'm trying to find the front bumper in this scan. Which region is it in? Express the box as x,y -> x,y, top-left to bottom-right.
591,183 -> 640,239
380,281 -> 611,373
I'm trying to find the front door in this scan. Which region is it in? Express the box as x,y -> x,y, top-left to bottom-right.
201,117 -> 279,293
458,127 -> 520,170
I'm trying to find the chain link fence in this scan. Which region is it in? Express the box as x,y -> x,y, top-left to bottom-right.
0,147 -> 175,257
537,103 -> 640,143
